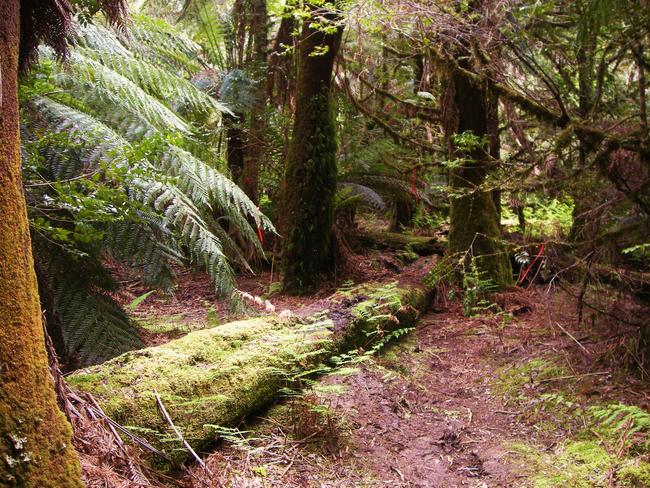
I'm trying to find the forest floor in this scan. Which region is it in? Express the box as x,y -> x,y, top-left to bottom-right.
103,252 -> 650,488
174,283 -> 645,487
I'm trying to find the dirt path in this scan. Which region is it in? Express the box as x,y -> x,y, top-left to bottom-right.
316,308 -> 524,487
185,282 -> 649,488
188,296 -> 541,488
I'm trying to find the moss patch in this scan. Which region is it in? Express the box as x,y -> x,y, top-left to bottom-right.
493,357 -> 571,403
509,440 -> 650,487
498,357 -> 650,487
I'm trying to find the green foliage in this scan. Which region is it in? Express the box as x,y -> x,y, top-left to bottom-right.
462,256 -> 498,316
412,203 -> 445,231
590,403 -> 650,453
503,195 -> 574,238
20,15 -> 273,365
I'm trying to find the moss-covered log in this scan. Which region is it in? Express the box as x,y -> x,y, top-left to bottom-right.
69,280 -> 432,465
0,2 -> 82,485
279,5 -> 344,294
355,230 -> 444,256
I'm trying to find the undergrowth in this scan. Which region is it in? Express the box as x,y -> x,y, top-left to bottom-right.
496,358 -> 650,487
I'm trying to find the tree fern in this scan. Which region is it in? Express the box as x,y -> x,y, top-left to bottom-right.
21,14 -> 273,366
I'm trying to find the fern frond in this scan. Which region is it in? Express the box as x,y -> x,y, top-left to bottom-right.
119,15 -> 204,72
37,241 -> 143,366
337,182 -> 387,211
77,46 -> 229,116
103,217 -> 182,289
52,50 -> 192,134
134,182 -> 237,293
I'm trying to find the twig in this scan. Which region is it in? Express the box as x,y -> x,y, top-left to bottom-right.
85,404 -> 170,461
538,371 -> 610,383
154,389 -> 213,475
554,322 -> 591,355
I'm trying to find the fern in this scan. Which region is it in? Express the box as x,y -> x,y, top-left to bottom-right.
21,14 -> 273,366
590,404 -> 650,436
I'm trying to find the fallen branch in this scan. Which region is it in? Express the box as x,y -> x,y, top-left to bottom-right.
538,371 -> 610,383
554,322 -> 591,355
154,389 -> 213,476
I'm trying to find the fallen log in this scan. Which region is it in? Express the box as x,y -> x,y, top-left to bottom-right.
69,273 -> 434,465
354,230 -> 444,256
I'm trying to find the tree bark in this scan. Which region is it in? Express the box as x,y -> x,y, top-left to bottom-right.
241,0 -> 268,204
280,6 -> 344,294
0,1 -> 82,485
443,64 -> 512,288
226,112 -> 245,182
267,9 -> 296,109
390,200 -> 414,232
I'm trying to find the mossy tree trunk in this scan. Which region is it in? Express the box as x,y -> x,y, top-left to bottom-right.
0,1 -> 82,485
442,64 -> 512,288
280,6 -> 344,294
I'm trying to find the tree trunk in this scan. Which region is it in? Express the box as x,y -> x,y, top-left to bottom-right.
0,2 -> 82,485
267,9 -> 296,109
280,7 -> 344,294
390,200 -> 414,232
443,65 -> 512,288
226,113 -> 245,182
241,0 -> 268,204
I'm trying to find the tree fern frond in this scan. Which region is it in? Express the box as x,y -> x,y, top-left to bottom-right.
76,46 -> 230,116
134,182 -> 238,292
103,218 -> 181,289
162,145 -> 274,231
337,182 -> 387,211
75,21 -> 131,57
37,241 -> 143,366
119,15 -> 204,72
52,50 -> 192,134
32,97 -> 131,171
343,174 -> 431,205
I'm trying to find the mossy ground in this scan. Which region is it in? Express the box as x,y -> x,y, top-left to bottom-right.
496,357 -> 650,487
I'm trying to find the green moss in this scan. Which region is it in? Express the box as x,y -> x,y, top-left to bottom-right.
494,358 -> 571,402
508,426 -> 650,487
136,313 -> 204,334
509,441 -> 612,487
396,248 -> 419,264
70,281 -> 432,466
617,461 -> 650,487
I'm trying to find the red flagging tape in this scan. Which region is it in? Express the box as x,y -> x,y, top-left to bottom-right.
518,242 -> 545,285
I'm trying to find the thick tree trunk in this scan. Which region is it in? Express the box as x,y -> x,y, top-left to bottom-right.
280,7 -> 344,294
0,2 -> 82,485
443,66 -> 512,288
